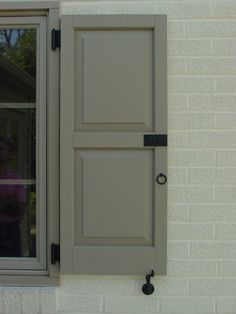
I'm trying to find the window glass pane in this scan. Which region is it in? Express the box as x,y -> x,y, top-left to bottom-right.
0,29 -> 36,102
0,108 -> 36,179
0,184 -> 36,257
0,28 -> 36,257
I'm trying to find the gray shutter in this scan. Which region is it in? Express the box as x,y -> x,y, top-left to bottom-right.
60,15 -> 167,275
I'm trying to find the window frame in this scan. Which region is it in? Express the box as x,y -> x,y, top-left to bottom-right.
0,1 -> 59,286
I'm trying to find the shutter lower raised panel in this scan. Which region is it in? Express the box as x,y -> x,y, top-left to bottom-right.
60,15 -> 167,275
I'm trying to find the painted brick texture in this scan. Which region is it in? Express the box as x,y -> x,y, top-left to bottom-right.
1,0 -> 236,314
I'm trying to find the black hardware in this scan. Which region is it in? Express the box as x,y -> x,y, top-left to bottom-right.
51,243 -> 60,264
156,173 -> 167,185
51,29 -> 61,50
142,270 -> 155,295
144,134 -> 167,147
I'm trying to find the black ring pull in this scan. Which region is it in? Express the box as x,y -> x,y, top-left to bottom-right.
156,173 -> 167,185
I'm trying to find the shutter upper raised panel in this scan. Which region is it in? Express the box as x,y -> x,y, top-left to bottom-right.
75,29 -> 153,132
60,15 -> 167,275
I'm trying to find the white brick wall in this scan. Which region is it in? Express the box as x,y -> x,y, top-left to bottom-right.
1,0 -> 236,313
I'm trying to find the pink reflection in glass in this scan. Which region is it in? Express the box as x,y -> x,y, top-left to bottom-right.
0,139 -> 26,256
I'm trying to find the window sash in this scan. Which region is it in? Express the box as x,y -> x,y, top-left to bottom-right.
0,16 -> 47,272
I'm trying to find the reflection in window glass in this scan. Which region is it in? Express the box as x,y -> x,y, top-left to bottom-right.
0,29 -> 36,102
0,29 -> 36,257
0,109 -> 36,179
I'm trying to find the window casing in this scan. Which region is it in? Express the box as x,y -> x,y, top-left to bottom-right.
0,2 -> 59,285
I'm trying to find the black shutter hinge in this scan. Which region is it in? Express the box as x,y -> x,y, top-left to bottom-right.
51,29 -> 61,50
51,243 -> 60,264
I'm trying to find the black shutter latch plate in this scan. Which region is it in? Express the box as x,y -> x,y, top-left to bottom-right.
144,134 -> 167,147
